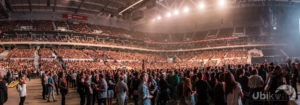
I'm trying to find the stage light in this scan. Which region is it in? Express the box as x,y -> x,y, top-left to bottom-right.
218,0 -> 225,6
198,2 -> 205,9
173,10 -> 179,15
166,12 -> 172,17
157,16 -> 161,20
273,26 -> 277,30
183,7 -> 189,13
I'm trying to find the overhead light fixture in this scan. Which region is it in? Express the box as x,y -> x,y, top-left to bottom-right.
198,2 -> 205,9
173,10 -> 179,15
218,0 -> 226,7
166,12 -> 172,17
157,16 -> 162,20
183,7 -> 189,13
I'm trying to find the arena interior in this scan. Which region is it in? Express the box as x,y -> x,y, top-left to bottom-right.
0,0 -> 300,105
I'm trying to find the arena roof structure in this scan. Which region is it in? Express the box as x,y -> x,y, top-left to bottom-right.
0,0 -> 152,19
1,0 -> 300,34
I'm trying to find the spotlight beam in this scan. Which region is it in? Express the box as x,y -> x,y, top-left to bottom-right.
187,0 -> 198,7
156,1 -> 170,9
177,0 -> 187,9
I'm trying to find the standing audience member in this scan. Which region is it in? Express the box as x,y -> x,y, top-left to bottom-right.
59,72 -> 68,105
6,70 -> 12,84
235,69 -> 249,105
212,73 -> 226,105
130,73 -> 140,105
148,75 -> 158,105
158,74 -> 170,105
115,76 -> 128,105
0,72 -> 8,105
107,75 -> 116,105
48,72 -> 56,102
92,73 -> 99,105
224,72 -> 243,105
17,74 -> 27,105
72,72 -> 77,88
167,71 -> 180,101
195,73 -> 210,105
97,74 -> 108,105
291,63 -> 298,99
78,74 -> 86,105
41,71 -> 49,100
258,65 -> 267,82
90,71 -> 101,105
138,73 -> 152,105
53,71 -> 59,95
266,66 -> 283,94
183,78 -> 196,105
86,77 -> 93,105
248,69 -> 264,105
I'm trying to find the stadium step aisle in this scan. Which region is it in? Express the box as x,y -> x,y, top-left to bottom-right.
34,48 -> 39,69
0,50 -> 9,59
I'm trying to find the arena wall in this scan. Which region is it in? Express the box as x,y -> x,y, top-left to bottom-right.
1,12 -> 130,29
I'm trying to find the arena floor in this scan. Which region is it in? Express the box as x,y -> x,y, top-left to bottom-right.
4,79 -> 300,105
4,79 -> 82,105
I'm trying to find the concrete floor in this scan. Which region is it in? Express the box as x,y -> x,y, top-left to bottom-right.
4,79 -> 300,105
4,79 -> 81,105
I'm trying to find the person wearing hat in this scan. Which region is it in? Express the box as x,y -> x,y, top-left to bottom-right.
0,72 -> 8,105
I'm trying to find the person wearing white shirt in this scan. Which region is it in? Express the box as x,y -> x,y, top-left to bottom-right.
72,72 -> 77,88
18,74 -> 27,105
115,76 -> 128,105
